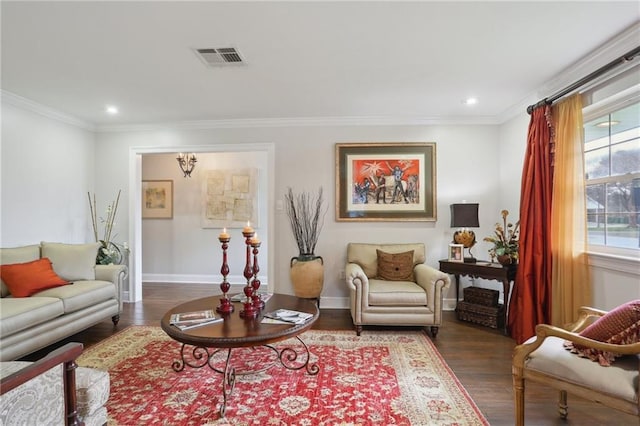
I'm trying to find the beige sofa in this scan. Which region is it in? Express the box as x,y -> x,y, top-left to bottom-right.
345,243 -> 451,336
0,242 -> 126,361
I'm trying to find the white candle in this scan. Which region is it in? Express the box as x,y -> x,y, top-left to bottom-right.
243,221 -> 254,234
219,227 -> 230,240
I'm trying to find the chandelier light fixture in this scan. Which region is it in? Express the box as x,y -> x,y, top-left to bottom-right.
176,153 -> 197,178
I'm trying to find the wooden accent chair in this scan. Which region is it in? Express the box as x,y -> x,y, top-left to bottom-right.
345,243 -> 450,337
1,342 -> 110,426
1,343 -> 83,425
512,305 -> 640,425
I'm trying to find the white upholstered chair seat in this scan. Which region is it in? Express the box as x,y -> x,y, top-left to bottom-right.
368,279 -> 429,306
525,336 -> 637,404
512,306 -> 640,425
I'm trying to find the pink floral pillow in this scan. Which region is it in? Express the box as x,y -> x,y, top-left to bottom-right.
565,300 -> 640,366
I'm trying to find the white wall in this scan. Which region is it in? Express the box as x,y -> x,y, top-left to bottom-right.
457,112 -> 531,297
140,151 -> 269,286
589,258 -> 640,310
497,113 -> 529,214
2,98 -> 636,310
1,101 -> 96,246
94,124 -> 502,307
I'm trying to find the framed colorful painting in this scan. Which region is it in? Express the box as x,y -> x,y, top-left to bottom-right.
142,180 -> 173,219
335,142 -> 437,221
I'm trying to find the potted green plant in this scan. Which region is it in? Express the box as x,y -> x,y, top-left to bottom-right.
484,210 -> 520,266
285,187 -> 326,300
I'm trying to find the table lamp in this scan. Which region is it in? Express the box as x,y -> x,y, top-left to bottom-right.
450,203 -> 479,263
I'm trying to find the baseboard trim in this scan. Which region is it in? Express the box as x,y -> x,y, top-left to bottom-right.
134,274 -> 456,311
142,273 -> 251,285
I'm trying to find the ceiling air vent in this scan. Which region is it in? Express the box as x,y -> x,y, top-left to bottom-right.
195,47 -> 245,67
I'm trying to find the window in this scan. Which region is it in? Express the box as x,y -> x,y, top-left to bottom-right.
583,101 -> 640,250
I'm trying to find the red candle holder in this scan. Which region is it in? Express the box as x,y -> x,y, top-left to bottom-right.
240,230 -> 258,318
216,237 -> 234,314
250,240 -> 264,309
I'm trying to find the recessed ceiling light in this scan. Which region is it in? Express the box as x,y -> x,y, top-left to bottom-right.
105,105 -> 119,115
595,120 -> 620,128
463,97 -> 478,106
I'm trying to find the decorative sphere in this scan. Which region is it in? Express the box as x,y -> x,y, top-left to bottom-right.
454,230 -> 476,248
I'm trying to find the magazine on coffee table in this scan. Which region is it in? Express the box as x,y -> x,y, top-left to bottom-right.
261,317 -> 295,325
172,317 -> 223,330
170,309 -> 223,330
170,309 -> 216,324
263,309 -> 313,325
229,292 -> 273,303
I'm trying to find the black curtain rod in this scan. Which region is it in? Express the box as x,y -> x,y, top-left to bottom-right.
526,45 -> 640,114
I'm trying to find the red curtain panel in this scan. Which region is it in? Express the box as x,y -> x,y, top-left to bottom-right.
508,105 -> 554,344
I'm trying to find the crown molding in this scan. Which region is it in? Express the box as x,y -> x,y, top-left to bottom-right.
1,90 -> 500,131
537,22 -> 640,102
1,89 -> 500,132
95,115 -> 500,133
497,22 -> 640,123
0,90 -> 502,130
497,92 -> 539,124
1,90 -> 95,131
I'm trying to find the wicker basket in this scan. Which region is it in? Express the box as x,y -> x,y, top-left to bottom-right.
463,287 -> 499,307
457,301 -> 504,329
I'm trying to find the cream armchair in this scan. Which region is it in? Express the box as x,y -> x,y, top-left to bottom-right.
345,243 -> 450,337
512,306 -> 640,425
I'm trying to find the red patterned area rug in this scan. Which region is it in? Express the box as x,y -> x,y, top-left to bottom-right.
77,326 -> 488,425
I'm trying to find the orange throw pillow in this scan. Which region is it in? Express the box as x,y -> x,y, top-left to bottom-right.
0,258 -> 70,297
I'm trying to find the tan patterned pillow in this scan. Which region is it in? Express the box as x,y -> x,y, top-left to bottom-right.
376,250 -> 414,281
564,300 -> 640,366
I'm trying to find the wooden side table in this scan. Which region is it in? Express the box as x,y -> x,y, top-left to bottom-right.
438,259 -> 517,334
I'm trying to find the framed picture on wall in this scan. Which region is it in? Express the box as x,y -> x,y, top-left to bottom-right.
142,180 -> 173,219
335,142 -> 437,221
200,168 -> 258,229
448,244 -> 464,262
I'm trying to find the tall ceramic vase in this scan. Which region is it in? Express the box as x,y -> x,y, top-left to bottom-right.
290,254 -> 324,299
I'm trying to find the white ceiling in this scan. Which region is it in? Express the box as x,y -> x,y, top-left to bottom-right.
2,1 -> 639,128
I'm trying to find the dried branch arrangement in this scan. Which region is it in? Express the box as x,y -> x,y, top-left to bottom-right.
284,187 -> 326,256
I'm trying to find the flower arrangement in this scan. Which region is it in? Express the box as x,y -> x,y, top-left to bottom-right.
88,190 -> 128,265
483,210 -> 520,264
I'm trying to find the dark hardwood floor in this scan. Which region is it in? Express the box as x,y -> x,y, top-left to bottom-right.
28,283 -> 635,425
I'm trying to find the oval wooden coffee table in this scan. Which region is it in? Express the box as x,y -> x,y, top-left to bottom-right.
160,293 -> 319,417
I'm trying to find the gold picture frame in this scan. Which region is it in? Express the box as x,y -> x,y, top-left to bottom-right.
335,142 -> 437,221
142,180 -> 173,219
